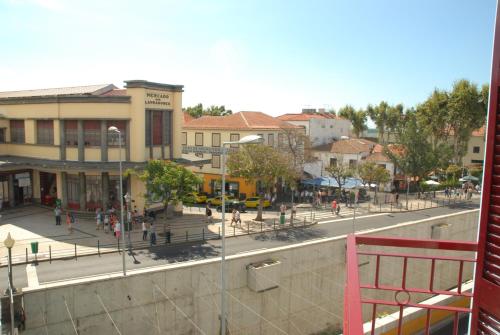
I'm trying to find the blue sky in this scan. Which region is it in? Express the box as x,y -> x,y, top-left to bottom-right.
0,0 -> 496,117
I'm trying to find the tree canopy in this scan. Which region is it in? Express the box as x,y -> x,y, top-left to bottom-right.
358,161 -> 390,204
325,158 -> 355,194
226,144 -> 298,221
183,103 -> 232,118
338,105 -> 367,138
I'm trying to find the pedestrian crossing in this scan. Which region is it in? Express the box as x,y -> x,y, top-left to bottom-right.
295,206 -> 368,222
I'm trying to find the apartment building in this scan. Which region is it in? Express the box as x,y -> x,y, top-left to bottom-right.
0,80 -> 184,211
276,113 -> 352,145
182,111 -> 303,198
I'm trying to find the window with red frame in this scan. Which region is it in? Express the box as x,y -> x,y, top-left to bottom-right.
84,120 -> 101,146
107,120 -> 127,146
65,120 -> 78,146
10,120 -> 25,143
36,120 -> 54,145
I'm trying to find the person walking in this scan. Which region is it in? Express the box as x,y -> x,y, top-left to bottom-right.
291,204 -> 297,225
103,211 -> 110,233
114,221 -> 121,240
142,219 -> 148,241
279,203 -> 286,225
205,204 -> 213,223
336,202 -> 341,215
95,208 -> 102,230
230,209 -> 237,226
149,222 -> 157,245
66,212 -> 73,234
234,209 -> 241,227
331,199 -> 337,215
54,206 -> 62,225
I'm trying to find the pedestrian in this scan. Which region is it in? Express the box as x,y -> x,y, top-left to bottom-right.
331,199 -> 337,215
142,219 -> 148,241
114,221 -> 121,240
54,206 -> 62,225
279,203 -> 286,225
336,203 -> 341,215
206,204 -> 213,223
66,212 -> 73,234
291,204 -> 297,223
149,222 -> 157,245
395,193 -> 399,205
230,209 -> 237,226
95,207 -> 102,230
104,211 -> 110,233
234,209 -> 241,226
271,194 -> 277,209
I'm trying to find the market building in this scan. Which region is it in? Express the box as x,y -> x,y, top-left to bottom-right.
182,111 -> 303,199
0,80 -> 184,211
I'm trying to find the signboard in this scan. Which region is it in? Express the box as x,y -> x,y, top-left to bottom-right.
145,90 -> 171,108
181,146 -> 232,155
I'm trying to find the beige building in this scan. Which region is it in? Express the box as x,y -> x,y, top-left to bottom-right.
0,80 -> 185,211
462,126 -> 486,167
182,111 -> 303,198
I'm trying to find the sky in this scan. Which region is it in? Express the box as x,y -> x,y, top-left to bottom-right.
0,0 -> 496,118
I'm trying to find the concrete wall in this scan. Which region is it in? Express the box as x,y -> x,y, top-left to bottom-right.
21,210 -> 479,335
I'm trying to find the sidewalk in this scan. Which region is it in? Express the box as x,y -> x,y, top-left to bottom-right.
0,205 -> 316,266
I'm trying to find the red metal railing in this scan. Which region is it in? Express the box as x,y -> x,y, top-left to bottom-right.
344,235 -> 478,335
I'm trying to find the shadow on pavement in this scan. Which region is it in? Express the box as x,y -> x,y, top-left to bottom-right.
134,243 -> 219,263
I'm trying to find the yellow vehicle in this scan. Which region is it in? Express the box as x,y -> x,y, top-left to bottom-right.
206,195 -> 235,206
244,197 -> 271,208
192,192 -> 208,204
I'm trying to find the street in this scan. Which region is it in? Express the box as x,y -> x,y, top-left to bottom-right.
0,201 -> 479,294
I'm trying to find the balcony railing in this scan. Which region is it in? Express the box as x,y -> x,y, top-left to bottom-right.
344,235 -> 478,335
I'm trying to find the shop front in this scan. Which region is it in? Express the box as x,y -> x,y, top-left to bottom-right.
0,170 -> 33,207
201,173 -> 256,200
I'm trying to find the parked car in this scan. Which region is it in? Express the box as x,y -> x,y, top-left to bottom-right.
206,195 -> 235,206
216,200 -> 247,213
191,192 -> 208,204
244,197 -> 271,208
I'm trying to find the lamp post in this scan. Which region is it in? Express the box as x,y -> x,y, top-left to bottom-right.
108,126 -> 126,276
220,135 -> 263,335
4,232 -> 15,335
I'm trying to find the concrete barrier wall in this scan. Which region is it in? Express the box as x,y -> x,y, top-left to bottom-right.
21,209 -> 479,335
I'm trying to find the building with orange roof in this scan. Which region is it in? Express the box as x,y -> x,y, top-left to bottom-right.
463,125 -> 486,167
277,112 -> 352,146
182,111 -> 304,197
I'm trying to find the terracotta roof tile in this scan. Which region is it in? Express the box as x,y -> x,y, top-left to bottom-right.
183,112 -> 194,124
312,138 -> 376,154
471,125 -> 485,137
365,152 -> 392,163
101,89 -> 128,96
183,111 -> 301,130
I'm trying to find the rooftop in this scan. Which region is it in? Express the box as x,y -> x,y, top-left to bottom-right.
276,113 -> 339,121
0,84 -> 117,98
312,138 -> 377,154
183,111 -> 302,130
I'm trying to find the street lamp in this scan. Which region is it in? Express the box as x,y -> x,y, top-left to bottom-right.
220,134 -> 263,335
108,126 -> 126,276
4,232 -> 15,335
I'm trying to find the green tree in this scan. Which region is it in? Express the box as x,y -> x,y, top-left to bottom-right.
447,79 -> 487,163
384,114 -> 437,196
416,89 -> 450,150
134,160 -> 202,222
338,105 -> 368,138
358,162 -> 390,204
325,158 -> 355,198
385,104 -> 404,143
226,145 -> 297,221
183,103 -> 232,118
367,101 -> 390,143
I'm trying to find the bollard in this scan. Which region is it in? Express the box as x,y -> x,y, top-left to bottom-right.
274,219 -> 276,230
261,221 -> 263,232
304,217 -> 306,226
379,203 -> 382,212
202,228 -> 205,241
218,227 -> 221,238
26,248 -> 28,263
186,231 -> 188,242
98,240 -> 100,256
75,244 -> 77,260
390,203 -> 392,212
49,245 -> 52,264
247,222 -> 250,235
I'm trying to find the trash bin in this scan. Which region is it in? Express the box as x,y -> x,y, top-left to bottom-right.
31,242 -> 39,254
280,214 -> 285,225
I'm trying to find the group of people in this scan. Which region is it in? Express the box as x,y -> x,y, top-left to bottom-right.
54,206 -> 77,234
95,208 -> 123,238
443,183 -> 478,200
